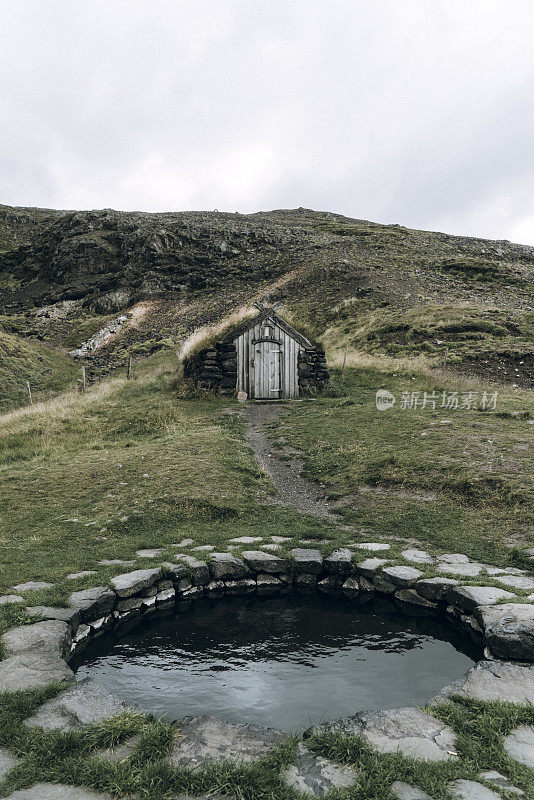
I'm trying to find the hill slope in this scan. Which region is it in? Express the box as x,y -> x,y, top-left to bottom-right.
0,204 -> 532,402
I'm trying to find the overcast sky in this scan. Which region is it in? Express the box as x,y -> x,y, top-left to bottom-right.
1,1 -> 533,244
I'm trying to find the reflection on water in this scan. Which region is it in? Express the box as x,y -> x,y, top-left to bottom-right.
74,594 -> 481,732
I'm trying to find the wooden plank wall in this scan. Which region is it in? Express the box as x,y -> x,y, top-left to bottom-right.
233,317 -> 301,398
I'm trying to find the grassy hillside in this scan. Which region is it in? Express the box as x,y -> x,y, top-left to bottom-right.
0,326 -> 78,412
0,205 -> 531,390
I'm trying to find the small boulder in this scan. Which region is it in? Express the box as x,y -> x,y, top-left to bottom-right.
111,568 -> 162,598
323,548 -> 353,576
282,742 -> 358,797
381,566 -> 422,588
209,553 -> 248,580
69,587 -> 116,622
241,550 -> 289,574
290,548 -> 323,574
447,585 -> 515,612
475,604 -> 534,661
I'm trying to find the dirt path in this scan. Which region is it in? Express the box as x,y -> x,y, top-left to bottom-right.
242,402 -> 339,520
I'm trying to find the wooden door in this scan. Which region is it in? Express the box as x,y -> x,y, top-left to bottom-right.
252,341 -> 281,399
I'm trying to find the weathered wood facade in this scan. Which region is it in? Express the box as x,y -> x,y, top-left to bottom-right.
183,310 -> 329,399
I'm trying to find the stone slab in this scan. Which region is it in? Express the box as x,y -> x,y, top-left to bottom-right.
111,568 -> 162,598
503,725 -> 534,768
282,743 -> 358,797
381,566 -> 423,587
478,771 -> 524,795
401,549 -> 434,564
352,542 -> 391,551
67,571 -> 97,580
241,550 -> 289,574
0,748 -> 21,780
494,575 -> 534,591
3,621 -> 71,659
391,782 -> 435,800
12,581 -> 53,592
447,585 -> 515,612
430,660 -> 534,705
0,652 -> 74,692
229,536 -> 263,544
290,548 -> 323,574
4,785 -> 114,799
168,715 -> 286,768
136,548 -> 165,558
475,604 -> 534,661
436,563 -> 482,577
314,707 -> 457,762
69,587 -> 116,622
447,779 -> 501,799
323,548 -> 353,576
24,678 -> 131,731
209,553 -> 248,581
0,595 -> 24,605
354,558 -> 388,578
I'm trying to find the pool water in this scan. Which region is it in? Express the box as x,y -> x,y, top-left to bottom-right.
74,594 -> 480,732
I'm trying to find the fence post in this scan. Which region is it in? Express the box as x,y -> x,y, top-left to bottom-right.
127,355 -> 132,379
26,381 -> 33,405
81,366 -> 86,392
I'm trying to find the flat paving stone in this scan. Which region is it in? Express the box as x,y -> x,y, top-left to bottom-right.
401,549 -> 434,564
323,548 -> 353,576
169,715 -> 286,769
4,785 -> 114,799
314,707 -> 456,761
24,678 -> 131,731
391,782 -> 435,799
478,771 -> 524,795
192,545 -> 215,552
352,542 -> 391,551
229,536 -> 263,544
136,548 -> 165,558
97,559 -> 136,566
0,652 -> 74,692
111,567 -> 162,598
494,575 -> 534,591
438,554 -> 470,564
66,571 -> 97,580
271,536 -> 292,543
436,563 -> 483,577
447,779 -> 501,799
381,566 -> 422,587
3,620 -> 71,659
69,587 -> 116,622
172,539 -> 194,547
0,595 -> 24,605
282,743 -> 358,797
503,725 -> 534,768
431,660 -> 534,705
12,581 -> 54,592
0,748 -> 21,780
447,585 -> 515,612
261,544 -> 281,551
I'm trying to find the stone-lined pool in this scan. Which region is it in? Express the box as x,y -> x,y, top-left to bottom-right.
74,594 -> 481,732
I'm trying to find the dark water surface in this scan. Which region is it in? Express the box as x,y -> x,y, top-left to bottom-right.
74,594 -> 481,732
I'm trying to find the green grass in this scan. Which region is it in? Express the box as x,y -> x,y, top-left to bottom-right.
0,328 -> 79,413
273,366 -> 534,565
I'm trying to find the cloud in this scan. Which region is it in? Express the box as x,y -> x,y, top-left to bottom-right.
0,0 -> 533,244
